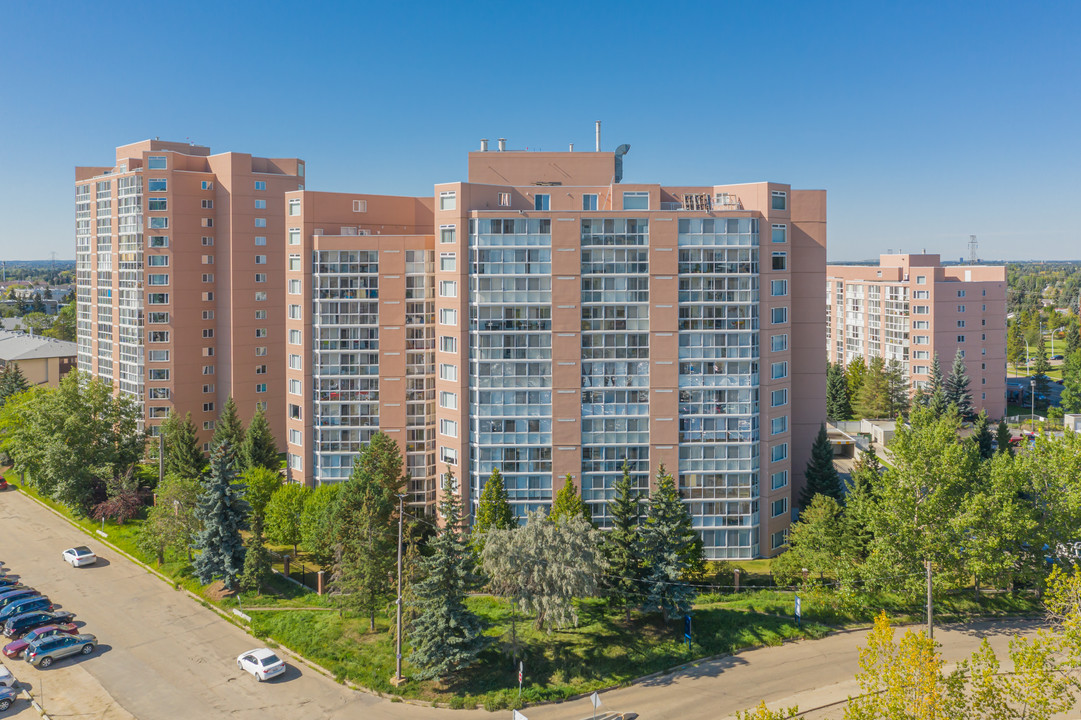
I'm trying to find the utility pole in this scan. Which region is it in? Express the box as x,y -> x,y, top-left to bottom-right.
926,559 -> 933,639
393,493 -> 405,684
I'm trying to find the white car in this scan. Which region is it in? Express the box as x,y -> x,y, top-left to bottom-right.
61,546 -> 96,567
0,664 -> 15,688
237,648 -> 286,681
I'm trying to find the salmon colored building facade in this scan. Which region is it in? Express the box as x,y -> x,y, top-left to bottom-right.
76,140 -> 303,446
826,254 -> 1007,418
284,142 -> 827,559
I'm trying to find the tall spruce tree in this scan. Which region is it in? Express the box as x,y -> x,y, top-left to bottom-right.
407,471 -> 485,680
973,410 -> 995,460
857,356 -> 891,418
929,353 -> 944,396
1032,334 -> 1052,411
1061,351 -> 1081,414
550,473 -> 591,524
472,467 -> 514,553
826,362 -> 853,421
846,355 -> 867,401
604,460 -> 643,621
995,419 -> 1014,457
639,466 -> 697,624
801,423 -> 843,508
192,441 -> 249,590
885,359 -> 911,417
163,411 -> 207,480
944,348 -> 974,419
0,363 -> 29,406
239,521 -> 272,594
214,396 -> 245,453
240,406 -> 278,471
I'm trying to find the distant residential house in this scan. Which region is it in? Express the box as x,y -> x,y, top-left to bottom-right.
0,331 -> 76,387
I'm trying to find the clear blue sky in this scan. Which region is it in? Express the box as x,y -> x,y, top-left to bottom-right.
1,0 -> 1078,262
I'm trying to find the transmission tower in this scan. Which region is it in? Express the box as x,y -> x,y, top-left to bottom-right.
968,235 -> 979,263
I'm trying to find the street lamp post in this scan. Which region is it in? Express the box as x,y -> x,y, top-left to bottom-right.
1031,379 -> 1036,435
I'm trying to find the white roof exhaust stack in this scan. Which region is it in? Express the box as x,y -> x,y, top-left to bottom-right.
569,143 -> 574,152
480,138 -> 488,152
595,121 -> 601,152
497,138 -> 506,151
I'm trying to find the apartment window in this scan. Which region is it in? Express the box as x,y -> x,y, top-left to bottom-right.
255,346 -> 268,356
255,218 -> 267,228
288,254 -> 301,271
289,279 -> 302,294
771,530 -> 789,550
439,280 -> 457,298
288,199 -> 300,216
203,421 -> 215,430
201,180 -> 213,190
148,217 -> 168,229
149,331 -> 169,343
255,328 -> 267,338
255,255 -> 267,264
439,419 -> 459,438
771,388 -> 789,407
439,308 -> 457,325
254,180 -> 266,191
771,361 -> 788,379
916,275 -> 927,285
148,255 -> 169,267
770,280 -> 788,297
439,446 -> 458,465
289,379 -> 301,395
913,320 -> 929,329
289,453 -> 302,470
148,197 -> 167,211
289,404 -> 302,420
255,383 -> 267,393
913,335 -> 929,344
255,310 -> 267,320
440,225 -> 456,244
148,368 -> 170,381
149,350 -> 169,362
957,320 -> 966,328
148,178 -> 167,191
202,385 -> 215,394
255,292 -> 267,301
771,307 -> 788,324
148,236 -> 168,248
202,329 -> 214,339
913,305 -> 930,314
289,329 -> 302,344
497,192 -> 511,207
770,334 -> 788,352
148,156 -> 167,169
202,236 -> 214,246
771,252 -> 787,271
149,407 -> 169,419
201,254 -> 214,264
957,335 -> 966,343
203,365 -> 215,375
913,365 -> 929,375
621,191 -> 648,210
439,191 -> 456,210
202,199 -> 214,209
289,354 -> 302,370
913,290 -> 929,299
254,199 -> 266,209
202,310 -> 215,320
439,363 -> 458,382
771,416 -> 788,435
202,292 -> 214,301
534,194 -> 550,211
913,350 -> 929,360
255,236 -> 266,246
203,402 -> 215,413
771,470 -> 789,491
202,274 -> 214,283
289,429 -> 302,446
202,218 -> 214,228
440,336 -> 458,353
149,388 -> 171,399
439,391 -> 458,410
257,365 -> 268,375
288,228 -> 300,245
771,224 -> 787,243
582,193 -> 598,211
771,190 -> 787,210
440,253 -> 456,272
957,305 -> 966,313
255,273 -> 267,283
771,443 -> 789,463
148,312 -> 169,323
771,497 -> 789,518
351,199 -> 367,213
288,304 -> 302,320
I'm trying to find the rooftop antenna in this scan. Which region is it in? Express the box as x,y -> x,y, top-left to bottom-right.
968,234 -> 979,263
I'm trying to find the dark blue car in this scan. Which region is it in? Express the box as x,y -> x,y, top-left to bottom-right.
0,588 -> 37,611
0,596 -> 51,623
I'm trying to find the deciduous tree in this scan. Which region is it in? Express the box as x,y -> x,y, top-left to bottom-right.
138,474 -> 202,565
265,483 -> 309,556
240,466 -> 281,530
301,483 -> 341,568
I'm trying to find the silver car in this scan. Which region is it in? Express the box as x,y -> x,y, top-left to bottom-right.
25,632 -> 96,668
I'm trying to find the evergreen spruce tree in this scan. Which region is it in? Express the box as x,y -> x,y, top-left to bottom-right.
995,419 -> 1014,457
214,396 -> 245,454
192,441 -> 249,590
885,359 -> 911,417
1067,322 -> 1081,357
240,407 -> 279,471
31,293 -> 45,314
0,363 -> 29,406
929,353 -> 944,396
163,411 -> 207,480
846,356 -> 867,402
800,423 -> 843,508
239,521 -> 272,594
944,348 -> 974,419
1032,334 -> 1052,411
471,467 -> 514,554
604,460 -> 643,621
973,409 -> 994,460
639,466 -> 697,625
1061,351 -> 1081,414
857,356 -> 891,418
826,362 -> 853,421
550,473 -> 591,524
407,471 -> 485,680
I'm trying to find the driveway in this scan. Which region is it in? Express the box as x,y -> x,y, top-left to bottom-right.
0,488 -> 1047,720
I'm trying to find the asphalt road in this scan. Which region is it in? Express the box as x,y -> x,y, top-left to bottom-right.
0,487 -> 1048,720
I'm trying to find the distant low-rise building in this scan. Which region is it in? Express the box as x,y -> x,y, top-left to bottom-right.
0,331 -> 77,387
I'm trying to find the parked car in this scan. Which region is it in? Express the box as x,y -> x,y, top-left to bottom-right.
0,685 -> 15,711
1052,354 -> 1065,361
3,623 -> 78,658
0,665 -> 14,688
0,577 -> 22,589
61,547 -> 96,568
0,589 -> 37,611
24,633 -> 96,668
0,476 -> 8,491
237,648 -> 286,681
3,611 -> 75,638
0,597 -> 51,623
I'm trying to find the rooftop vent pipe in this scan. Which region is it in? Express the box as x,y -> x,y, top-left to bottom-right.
480,138 -> 488,152
595,121 -> 601,151
498,138 -> 506,151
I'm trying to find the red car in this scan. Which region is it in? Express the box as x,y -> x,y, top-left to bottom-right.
2,623 -> 77,659
0,476 -> 8,491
